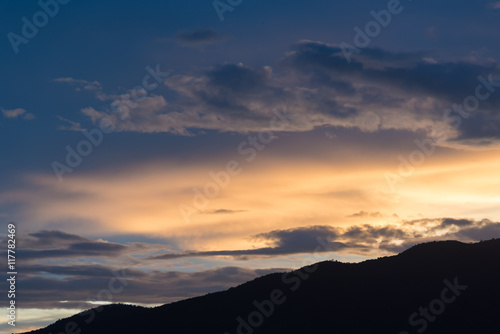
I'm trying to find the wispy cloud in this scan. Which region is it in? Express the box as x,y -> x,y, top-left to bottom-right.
56,115 -> 84,131
488,1 -> 500,9
16,230 -> 129,260
1,107 -> 34,120
54,77 -> 111,101
347,211 -> 383,218
202,209 -> 247,214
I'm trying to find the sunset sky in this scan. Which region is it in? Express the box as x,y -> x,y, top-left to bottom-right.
1,0 -> 500,332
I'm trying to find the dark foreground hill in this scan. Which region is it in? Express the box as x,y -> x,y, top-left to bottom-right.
25,239 -> 500,334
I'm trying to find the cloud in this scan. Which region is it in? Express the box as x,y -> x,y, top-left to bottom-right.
22,263 -> 148,279
15,216 -> 491,266
17,230 -> 128,260
54,77 -> 101,90
440,218 -> 474,227
147,225 -> 370,260
6,264 -> 287,309
286,41 -> 498,104
54,77 -> 111,101
71,40 -> 500,149
347,211 -> 383,218
454,219 -> 500,241
80,94 -> 173,133
149,218 -> 500,260
56,115 -> 84,131
1,107 -> 34,120
54,77 -> 101,89
488,1 -> 500,9
5,219 -> 500,309
202,209 -> 247,214
28,230 -> 88,244
174,29 -> 229,46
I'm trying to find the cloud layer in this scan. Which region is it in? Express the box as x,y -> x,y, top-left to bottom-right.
150,217 -> 500,259
1,107 -> 34,120
69,41 -> 500,148
3,217 -> 499,309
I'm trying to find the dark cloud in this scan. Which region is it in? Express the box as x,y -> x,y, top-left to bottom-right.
208,64 -> 269,93
4,265 -> 286,309
18,230 -> 128,260
284,41 -> 500,144
453,219 -> 500,241
191,63 -> 288,122
287,41 -> 500,103
347,211 -> 383,218
174,29 -> 229,46
18,264 -> 147,280
69,241 -> 127,253
254,225 -> 342,251
343,224 -> 408,240
149,225 -> 363,260
378,241 -> 409,254
441,218 -> 474,227
147,247 -> 319,260
451,112 -> 500,143
148,218 -> 500,261
28,230 -> 87,245
359,47 -> 429,67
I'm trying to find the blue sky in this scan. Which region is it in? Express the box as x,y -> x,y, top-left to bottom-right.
1,0 -> 500,332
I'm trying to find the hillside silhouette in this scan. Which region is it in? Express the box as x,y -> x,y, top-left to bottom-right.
24,239 -> 500,334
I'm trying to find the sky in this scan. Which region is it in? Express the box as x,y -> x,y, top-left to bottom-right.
1,0 -> 500,332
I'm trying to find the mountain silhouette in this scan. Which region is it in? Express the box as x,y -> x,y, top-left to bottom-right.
24,239 -> 500,334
